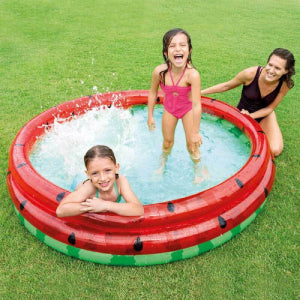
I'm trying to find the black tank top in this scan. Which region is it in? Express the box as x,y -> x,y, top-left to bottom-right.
237,66 -> 283,120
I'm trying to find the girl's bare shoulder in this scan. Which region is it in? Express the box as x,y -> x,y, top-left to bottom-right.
186,67 -> 200,83
154,63 -> 168,74
77,179 -> 96,194
117,174 -> 130,195
117,174 -> 128,185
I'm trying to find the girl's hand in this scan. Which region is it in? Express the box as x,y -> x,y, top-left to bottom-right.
191,132 -> 203,147
189,132 -> 202,162
80,197 -> 108,213
147,117 -> 156,131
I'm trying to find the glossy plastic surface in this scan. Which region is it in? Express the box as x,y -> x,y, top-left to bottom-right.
7,90 -> 276,265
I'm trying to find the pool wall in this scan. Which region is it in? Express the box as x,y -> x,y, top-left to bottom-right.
7,90 -> 276,265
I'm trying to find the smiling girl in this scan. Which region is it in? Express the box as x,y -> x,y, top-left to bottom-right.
147,28 -> 204,181
56,145 -> 144,217
202,48 -> 295,157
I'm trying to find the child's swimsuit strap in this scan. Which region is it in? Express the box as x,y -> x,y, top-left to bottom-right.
169,67 -> 187,86
114,181 -> 121,202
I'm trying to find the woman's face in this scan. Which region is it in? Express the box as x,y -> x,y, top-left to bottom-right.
265,55 -> 288,83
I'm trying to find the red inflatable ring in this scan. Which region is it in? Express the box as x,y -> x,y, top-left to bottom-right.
7,90 -> 276,266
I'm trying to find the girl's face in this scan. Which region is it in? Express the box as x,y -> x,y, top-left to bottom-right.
165,33 -> 190,68
265,55 -> 288,83
85,157 -> 119,192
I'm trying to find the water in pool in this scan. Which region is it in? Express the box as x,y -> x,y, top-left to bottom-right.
30,105 -> 251,204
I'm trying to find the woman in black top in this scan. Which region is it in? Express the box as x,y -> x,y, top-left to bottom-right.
202,48 -> 295,157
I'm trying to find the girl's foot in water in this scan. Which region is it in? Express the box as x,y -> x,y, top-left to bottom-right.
155,156 -> 167,175
193,165 -> 209,184
155,152 -> 168,175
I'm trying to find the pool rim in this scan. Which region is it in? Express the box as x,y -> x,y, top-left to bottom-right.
7,90 -> 276,265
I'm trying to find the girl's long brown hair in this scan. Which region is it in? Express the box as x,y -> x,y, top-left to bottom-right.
160,28 -> 194,85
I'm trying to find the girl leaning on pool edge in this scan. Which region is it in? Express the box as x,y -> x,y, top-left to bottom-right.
56,145 -> 144,217
202,48 -> 295,157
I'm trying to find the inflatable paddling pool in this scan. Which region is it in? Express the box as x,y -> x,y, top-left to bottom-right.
7,90 -> 276,266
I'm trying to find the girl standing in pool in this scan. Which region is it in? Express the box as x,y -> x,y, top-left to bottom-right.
147,28 -> 204,182
202,48 -> 295,157
56,145 -> 144,217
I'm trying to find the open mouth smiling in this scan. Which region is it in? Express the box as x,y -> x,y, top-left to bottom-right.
99,181 -> 110,188
174,54 -> 183,62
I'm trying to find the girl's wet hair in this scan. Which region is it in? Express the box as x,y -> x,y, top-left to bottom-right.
160,28 -> 194,84
84,145 -> 116,167
268,48 -> 295,88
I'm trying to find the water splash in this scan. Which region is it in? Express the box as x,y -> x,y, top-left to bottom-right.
30,105 -> 250,204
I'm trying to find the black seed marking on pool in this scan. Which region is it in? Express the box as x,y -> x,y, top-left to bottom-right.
17,163 -> 26,168
68,232 -> 76,245
133,237 -> 143,251
264,188 -> 269,197
218,216 -> 227,228
167,202 -> 175,212
56,192 -> 66,202
20,200 -> 27,211
235,178 -> 244,188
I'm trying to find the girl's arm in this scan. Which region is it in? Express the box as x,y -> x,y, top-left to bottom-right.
56,180 -> 95,217
244,83 -> 290,120
105,176 -> 144,216
190,69 -> 202,146
80,176 -> 144,217
147,65 -> 165,130
201,67 -> 257,95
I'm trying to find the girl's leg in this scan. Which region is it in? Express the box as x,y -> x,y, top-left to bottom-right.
158,110 -> 178,172
182,111 -> 208,183
182,110 -> 200,161
259,111 -> 283,157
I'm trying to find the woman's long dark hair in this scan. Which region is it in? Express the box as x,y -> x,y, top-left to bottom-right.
268,48 -> 295,88
160,28 -> 193,84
